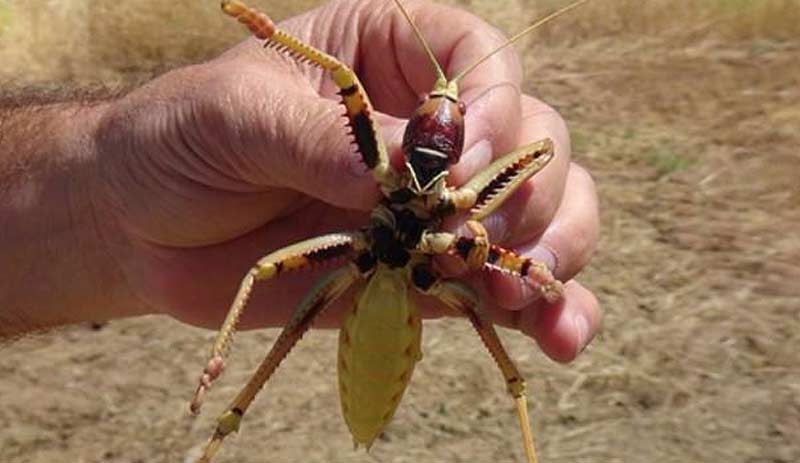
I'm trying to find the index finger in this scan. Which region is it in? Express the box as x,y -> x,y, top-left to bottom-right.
355,0 -> 524,162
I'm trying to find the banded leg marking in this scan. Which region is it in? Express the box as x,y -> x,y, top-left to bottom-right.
423,279 -> 540,463
458,237 -> 563,303
221,0 -> 395,189
418,220 -> 489,270
196,264 -> 363,463
445,139 -> 555,220
191,231 -> 366,413
419,229 -> 563,303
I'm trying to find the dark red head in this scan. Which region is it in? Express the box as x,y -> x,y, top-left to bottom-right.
401,94 -> 466,194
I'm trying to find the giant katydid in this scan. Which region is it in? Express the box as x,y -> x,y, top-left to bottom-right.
190,1 -> 589,462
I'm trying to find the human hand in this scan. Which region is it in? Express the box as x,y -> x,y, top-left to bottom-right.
92,0 -> 600,362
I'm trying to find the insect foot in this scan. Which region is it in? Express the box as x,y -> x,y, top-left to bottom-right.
528,262 -> 564,303
190,355 -> 225,414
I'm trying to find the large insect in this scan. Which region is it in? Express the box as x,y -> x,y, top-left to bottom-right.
190,1 -> 587,462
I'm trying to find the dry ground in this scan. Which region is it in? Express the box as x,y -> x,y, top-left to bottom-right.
2,1 -> 799,462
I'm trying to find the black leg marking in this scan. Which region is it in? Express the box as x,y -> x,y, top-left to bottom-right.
520,260 -> 532,277
411,264 -> 437,292
455,237 -> 475,260
355,252 -> 377,274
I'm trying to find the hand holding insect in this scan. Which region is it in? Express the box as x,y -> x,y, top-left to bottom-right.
96,0 -> 599,359
90,0 -> 600,460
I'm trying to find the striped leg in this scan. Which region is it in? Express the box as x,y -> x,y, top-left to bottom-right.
191,232 -> 367,413
418,226 -> 563,303
196,263 -> 364,463
444,139 -> 555,220
221,0 -> 397,191
412,274 -> 540,463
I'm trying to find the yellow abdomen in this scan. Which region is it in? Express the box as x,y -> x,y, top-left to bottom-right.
337,265 -> 422,448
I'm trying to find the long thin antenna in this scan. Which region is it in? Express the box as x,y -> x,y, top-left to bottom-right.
392,0 -> 447,85
452,0 -> 590,84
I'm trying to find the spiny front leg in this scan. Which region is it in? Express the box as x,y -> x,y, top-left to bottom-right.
419,225 -> 563,303
196,263 -> 365,463
221,0 -> 397,191
444,139 -> 554,220
190,232 -> 367,414
410,269 -> 540,463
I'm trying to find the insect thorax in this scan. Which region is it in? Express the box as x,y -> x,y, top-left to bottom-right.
367,194 -> 446,269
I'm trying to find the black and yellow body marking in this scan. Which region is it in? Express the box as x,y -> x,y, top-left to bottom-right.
222,0 -> 396,190
453,236 -> 562,303
418,226 -> 561,303
252,233 -> 363,281
369,201 -> 437,269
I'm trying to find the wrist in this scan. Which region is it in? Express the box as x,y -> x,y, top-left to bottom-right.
0,99 -> 146,336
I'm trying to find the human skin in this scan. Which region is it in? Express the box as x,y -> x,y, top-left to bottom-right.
0,0 -> 600,362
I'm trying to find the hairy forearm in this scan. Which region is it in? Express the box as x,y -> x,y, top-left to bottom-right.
0,94 -> 139,337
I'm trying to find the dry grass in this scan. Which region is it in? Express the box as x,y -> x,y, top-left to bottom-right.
0,0 -> 322,85
2,1 -> 799,462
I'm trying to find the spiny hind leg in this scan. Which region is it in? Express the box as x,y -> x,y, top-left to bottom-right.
196,263 -> 365,463
411,271 -> 540,463
191,232 -> 367,413
221,0 -> 397,191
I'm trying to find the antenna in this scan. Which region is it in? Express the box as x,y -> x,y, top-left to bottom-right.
452,0 -> 590,84
392,0 -> 447,86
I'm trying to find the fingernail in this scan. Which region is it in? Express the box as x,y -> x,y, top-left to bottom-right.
574,313 -> 591,352
480,212 -> 509,243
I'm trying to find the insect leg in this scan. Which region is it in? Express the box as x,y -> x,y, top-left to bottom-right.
196,263 -> 365,463
411,272 -> 540,463
191,231 -> 367,413
444,139 -> 554,220
419,227 -> 563,303
221,0 -> 397,191
464,238 -> 562,303
418,220 -> 489,271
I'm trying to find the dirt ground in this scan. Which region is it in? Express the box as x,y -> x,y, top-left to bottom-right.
2,1 -> 799,462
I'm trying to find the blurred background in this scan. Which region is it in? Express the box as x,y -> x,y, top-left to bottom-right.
2,1 -> 798,462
